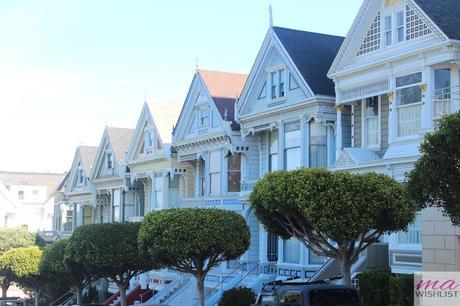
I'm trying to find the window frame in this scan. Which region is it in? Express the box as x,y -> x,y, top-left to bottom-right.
268,67 -> 287,101
144,128 -> 155,150
394,72 -> 423,139
269,130 -> 279,172
382,8 -> 405,48
284,121 -> 301,171
209,151 -> 221,196
106,152 -> 113,169
361,96 -> 381,150
227,153 -> 241,193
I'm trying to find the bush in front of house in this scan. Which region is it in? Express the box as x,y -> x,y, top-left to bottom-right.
359,270 -> 414,306
219,286 -> 256,306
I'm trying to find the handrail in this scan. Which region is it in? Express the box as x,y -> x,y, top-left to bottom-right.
50,290 -> 75,306
205,263 -> 246,299
233,263 -> 260,288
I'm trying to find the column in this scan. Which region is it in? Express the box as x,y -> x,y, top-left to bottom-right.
300,116 -> 307,167
278,121 -> 285,170
335,105 -> 343,162
452,64 -> 460,112
421,65 -> 432,131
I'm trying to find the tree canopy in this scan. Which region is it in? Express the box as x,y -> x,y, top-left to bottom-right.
66,222 -> 153,306
249,168 -> 416,285
139,208 -> 250,306
407,112 -> 460,225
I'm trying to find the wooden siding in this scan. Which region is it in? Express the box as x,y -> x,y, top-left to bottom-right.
353,104 -> 362,148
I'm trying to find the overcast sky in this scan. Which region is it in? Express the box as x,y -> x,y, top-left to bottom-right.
0,0 -> 362,173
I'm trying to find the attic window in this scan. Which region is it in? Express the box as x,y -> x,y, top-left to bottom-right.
106,152 -> 113,169
270,69 -> 285,100
144,129 -> 154,149
78,169 -> 85,184
199,108 -> 209,127
258,82 -> 267,100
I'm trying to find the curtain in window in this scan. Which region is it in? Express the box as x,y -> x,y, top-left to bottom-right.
284,122 -> 301,170
227,153 -> 241,192
283,238 -> 300,264
309,121 -> 327,168
396,73 -> 422,137
269,130 -> 279,172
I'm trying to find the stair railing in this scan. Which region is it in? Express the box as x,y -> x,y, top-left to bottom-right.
50,290 -> 75,306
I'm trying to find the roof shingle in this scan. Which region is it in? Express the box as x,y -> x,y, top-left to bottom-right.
414,0 -> 460,40
106,127 -> 134,164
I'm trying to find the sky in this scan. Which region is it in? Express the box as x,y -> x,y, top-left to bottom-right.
0,0 -> 362,173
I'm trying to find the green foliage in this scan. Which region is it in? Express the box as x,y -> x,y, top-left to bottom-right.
359,270 -> 391,306
0,227 -> 38,255
0,246 -> 43,291
139,208 -> 250,273
139,208 -> 250,306
249,168 -> 416,285
389,274 -> 414,306
219,287 -> 256,306
407,111 -> 460,225
66,222 -> 152,282
82,286 -> 99,304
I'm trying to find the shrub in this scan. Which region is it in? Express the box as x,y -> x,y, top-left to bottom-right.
359,270 -> 391,306
390,274 -> 414,306
219,287 -> 256,306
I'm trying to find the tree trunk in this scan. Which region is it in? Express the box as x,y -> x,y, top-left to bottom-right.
34,288 -> 40,306
196,274 -> 205,306
341,255 -> 352,286
1,284 -> 9,298
75,286 -> 83,305
118,283 -> 127,306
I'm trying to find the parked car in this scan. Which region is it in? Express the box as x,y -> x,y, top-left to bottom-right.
254,277 -> 362,306
0,298 -> 25,306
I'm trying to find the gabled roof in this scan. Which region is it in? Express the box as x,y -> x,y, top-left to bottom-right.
198,69 -> 247,131
147,101 -> 182,144
414,0 -> 460,40
106,127 -> 134,164
272,27 -> 344,97
0,171 -> 65,196
77,146 -> 98,175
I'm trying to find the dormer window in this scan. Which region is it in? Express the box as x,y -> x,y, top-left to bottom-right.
144,129 -> 154,149
78,169 -> 85,184
384,10 -> 405,47
199,108 -> 209,127
106,152 -> 113,169
270,69 -> 285,100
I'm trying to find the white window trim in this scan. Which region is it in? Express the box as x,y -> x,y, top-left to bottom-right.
266,64 -> 287,102
382,6 -> 405,48
361,96 -> 381,151
144,127 -> 155,150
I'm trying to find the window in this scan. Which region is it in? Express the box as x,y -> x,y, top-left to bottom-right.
209,151 -> 221,195
106,153 -> 113,169
384,15 -> 392,46
269,130 -> 279,172
144,129 -> 154,149
280,291 -> 302,306
283,238 -> 300,264
33,190 -> 38,195
270,69 -> 286,100
384,10 -> 405,47
154,173 -> 163,209
78,169 -> 85,184
83,206 -> 92,225
309,121 -> 327,168
364,96 -> 379,146
18,190 -> 24,200
227,153 -> 241,192
199,158 -> 206,197
113,189 -> 120,222
267,233 -> 278,262
284,122 -> 301,170
199,109 -> 209,127
396,72 -> 422,137
309,245 -> 327,265
434,69 -> 451,119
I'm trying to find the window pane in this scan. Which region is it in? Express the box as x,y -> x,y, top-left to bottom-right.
435,69 -> 451,90
397,27 -> 404,42
285,147 -> 301,170
396,72 -> 422,87
366,117 -> 379,146
310,121 -> 327,168
365,96 -> 379,117
227,171 -> 241,192
285,122 -> 300,148
271,72 -> 276,99
385,32 -> 392,46
209,151 -> 221,172
279,69 -> 285,97
227,154 -> 241,171
384,16 -> 392,31
269,154 -> 278,172
397,104 -> 421,137
396,85 -> 422,106
397,11 -> 404,26
283,238 -> 300,264
269,130 -> 279,154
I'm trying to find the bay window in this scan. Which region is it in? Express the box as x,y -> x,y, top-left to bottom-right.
434,68 -> 451,119
154,173 -> 164,209
227,153 -> 241,192
209,151 -> 221,195
284,122 -> 301,170
269,130 -> 279,172
396,72 -> 422,137
309,121 -> 327,168
364,96 -> 379,146
283,238 -> 300,264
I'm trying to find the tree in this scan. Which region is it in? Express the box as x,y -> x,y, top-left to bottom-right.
0,227 -> 40,297
249,168 -> 416,285
219,287 -> 256,306
66,222 -> 153,306
0,246 -> 44,306
139,208 -> 250,306
41,239 -> 91,305
407,112 -> 460,225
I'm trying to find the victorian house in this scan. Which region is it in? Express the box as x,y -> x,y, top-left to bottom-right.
54,146 -> 98,237
328,0 -> 460,274
236,26 -> 344,279
89,127 -> 134,224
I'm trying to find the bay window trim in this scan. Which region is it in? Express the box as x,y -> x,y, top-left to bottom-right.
361,96 -> 381,150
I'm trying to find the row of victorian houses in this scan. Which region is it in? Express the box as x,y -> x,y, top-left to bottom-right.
52,0 -> 460,304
